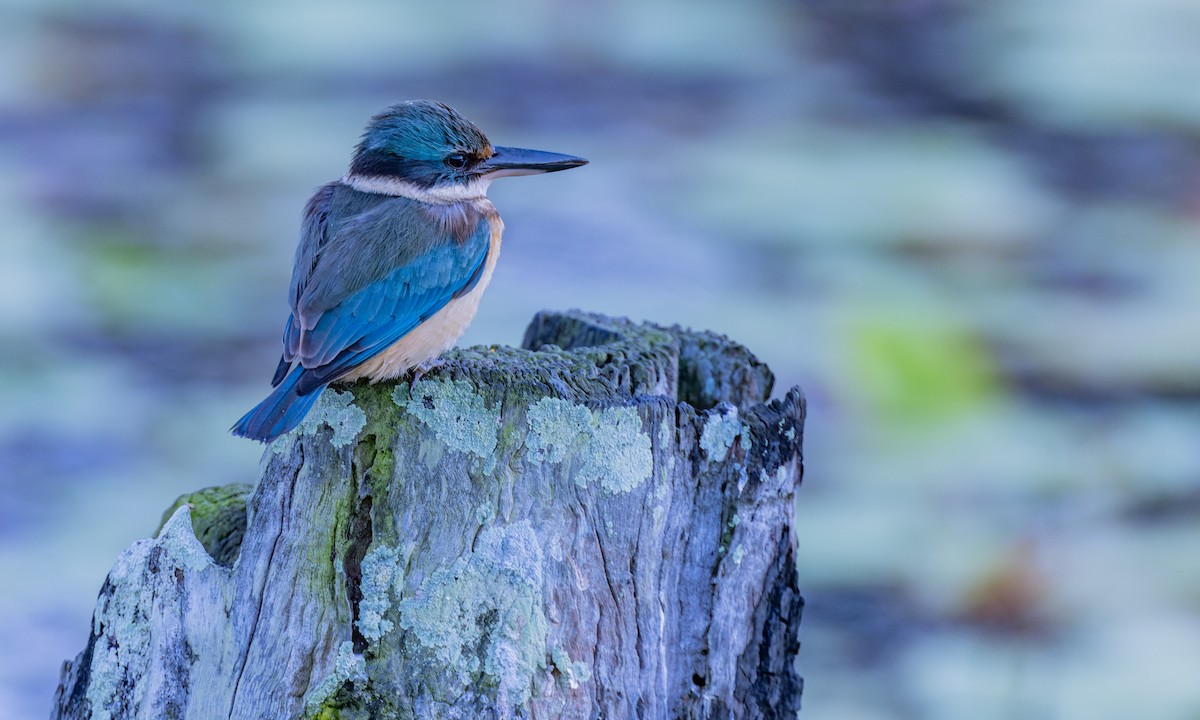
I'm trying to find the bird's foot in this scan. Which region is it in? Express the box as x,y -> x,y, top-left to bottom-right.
408,357 -> 446,384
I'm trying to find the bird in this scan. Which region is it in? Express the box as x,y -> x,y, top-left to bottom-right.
232,100 -> 587,442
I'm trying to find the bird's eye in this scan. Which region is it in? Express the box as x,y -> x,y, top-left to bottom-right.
445,153 -> 468,169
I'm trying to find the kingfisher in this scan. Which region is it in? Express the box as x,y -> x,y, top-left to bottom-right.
232,100 -> 587,442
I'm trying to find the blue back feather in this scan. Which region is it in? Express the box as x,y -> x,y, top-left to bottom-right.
234,181 -> 492,442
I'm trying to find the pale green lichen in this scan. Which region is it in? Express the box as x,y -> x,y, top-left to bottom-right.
759,465 -> 789,490
303,641 -> 367,715
651,479 -> 670,525
157,506 -> 217,572
550,647 -> 592,689
396,521 -> 548,709
700,406 -> 745,462
85,508 -> 214,719
86,548 -> 154,719
157,485 -> 252,567
524,399 -> 591,465
298,389 -> 367,448
732,544 -> 745,565
657,419 -> 673,451
396,380 -> 500,467
657,420 -> 676,476
525,398 -> 652,494
356,544 -> 402,644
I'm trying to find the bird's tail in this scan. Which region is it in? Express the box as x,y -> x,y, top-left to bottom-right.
231,367 -> 324,443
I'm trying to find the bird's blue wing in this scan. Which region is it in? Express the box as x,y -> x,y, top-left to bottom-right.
277,191 -> 491,393
293,237 -> 489,389
272,182 -> 340,386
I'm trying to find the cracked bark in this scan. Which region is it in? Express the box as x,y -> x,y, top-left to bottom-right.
51,310 -> 804,719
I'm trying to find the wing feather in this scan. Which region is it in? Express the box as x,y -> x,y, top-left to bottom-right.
273,183 -> 492,392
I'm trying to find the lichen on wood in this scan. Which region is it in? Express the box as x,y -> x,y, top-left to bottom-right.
156,483 -> 253,567
52,310 -> 805,720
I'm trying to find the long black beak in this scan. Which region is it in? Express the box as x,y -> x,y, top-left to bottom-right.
480,146 -> 588,178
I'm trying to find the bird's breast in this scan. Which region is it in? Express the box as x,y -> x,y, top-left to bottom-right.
340,208 -> 503,384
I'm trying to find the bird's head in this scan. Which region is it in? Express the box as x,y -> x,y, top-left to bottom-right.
347,100 -> 587,202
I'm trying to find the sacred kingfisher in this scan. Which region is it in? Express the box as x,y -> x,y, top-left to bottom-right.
232,100 -> 587,442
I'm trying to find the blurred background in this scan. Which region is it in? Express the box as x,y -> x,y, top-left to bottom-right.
2,0 -> 1199,717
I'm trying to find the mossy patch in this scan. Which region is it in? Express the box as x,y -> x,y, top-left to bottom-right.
525,398 -> 652,494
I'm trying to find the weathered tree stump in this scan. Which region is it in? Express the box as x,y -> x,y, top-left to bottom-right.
52,310 -> 804,719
